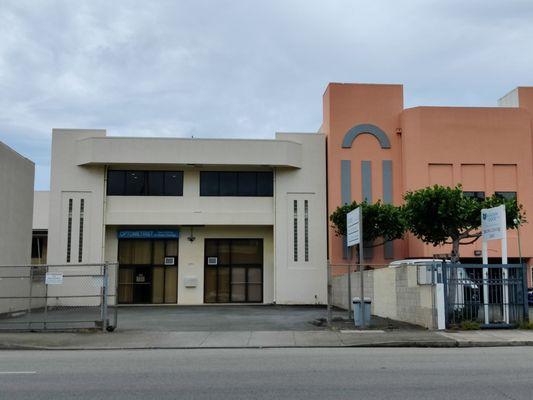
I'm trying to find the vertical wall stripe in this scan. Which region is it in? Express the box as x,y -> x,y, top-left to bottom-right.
341,160 -> 351,259
341,160 -> 351,205
382,160 -> 394,259
361,161 -> 373,259
361,161 -> 372,202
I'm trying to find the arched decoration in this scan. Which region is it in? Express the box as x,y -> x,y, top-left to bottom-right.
341,124 -> 391,149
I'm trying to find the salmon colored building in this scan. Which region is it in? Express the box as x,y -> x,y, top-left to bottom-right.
322,83 -> 533,285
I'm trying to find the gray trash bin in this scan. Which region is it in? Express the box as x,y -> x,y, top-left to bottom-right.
352,297 -> 371,326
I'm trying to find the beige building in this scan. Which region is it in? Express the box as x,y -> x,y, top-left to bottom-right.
0,141 -> 35,314
42,129 -> 327,305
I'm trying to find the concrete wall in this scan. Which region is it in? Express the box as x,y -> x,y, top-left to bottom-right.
32,191 -> 49,230
332,266 -> 435,329
0,142 -> 34,314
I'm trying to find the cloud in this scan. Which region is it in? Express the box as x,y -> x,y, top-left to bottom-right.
1,0 -> 532,189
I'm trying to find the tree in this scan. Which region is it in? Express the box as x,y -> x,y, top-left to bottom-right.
329,201 -> 406,247
402,185 -> 526,263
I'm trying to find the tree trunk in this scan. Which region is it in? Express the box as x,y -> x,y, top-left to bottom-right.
448,238 -> 460,320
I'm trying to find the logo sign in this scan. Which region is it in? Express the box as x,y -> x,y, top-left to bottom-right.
481,205 -> 506,241
346,207 -> 361,247
45,273 -> 64,285
118,230 -> 179,239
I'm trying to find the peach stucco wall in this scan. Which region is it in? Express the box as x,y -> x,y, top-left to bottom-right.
323,83 -> 533,285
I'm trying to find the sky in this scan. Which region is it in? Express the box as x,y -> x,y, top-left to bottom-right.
1,0 -> 533,190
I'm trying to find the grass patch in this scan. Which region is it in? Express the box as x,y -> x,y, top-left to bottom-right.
459,321 -> 481,330
519,321 -> 533,330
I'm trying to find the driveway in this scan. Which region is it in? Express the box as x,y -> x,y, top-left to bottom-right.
114,305 -> 330,332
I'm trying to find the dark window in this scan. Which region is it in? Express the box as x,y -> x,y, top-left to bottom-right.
463,191 -> 485,202
125,171 -> 146,195
495,191 -> 517,201
148,172 -> 165,196
200,171 -> 273,197
107,171 -> 125,195
164,171 -> 183,196
107,170 -> 183,196
219,172 -> 238,196
257,172 -> 273,196
200,172 -> 219,196
238,172 -> 256,196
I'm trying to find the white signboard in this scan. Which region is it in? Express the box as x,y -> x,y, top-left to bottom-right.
45,273 -> 63,285
481,205 -> 506,241
346,207 -> 361,247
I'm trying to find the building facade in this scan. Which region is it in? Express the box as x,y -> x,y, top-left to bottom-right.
322,83 -> 533,285
44,130 -> 327,305
0,141 -> 34,314
35,82 -> 533,305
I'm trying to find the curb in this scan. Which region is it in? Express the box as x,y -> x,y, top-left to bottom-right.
1,340 -> 533,351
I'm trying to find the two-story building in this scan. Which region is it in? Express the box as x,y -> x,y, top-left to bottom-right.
45,129 -> 327,305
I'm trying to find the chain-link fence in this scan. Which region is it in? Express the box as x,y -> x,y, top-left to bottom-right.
0,263 -> 117,331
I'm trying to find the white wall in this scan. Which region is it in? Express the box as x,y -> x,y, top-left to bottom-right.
274,133 -> 328,304
33,191 -> 49,230
0,142 -> 34,314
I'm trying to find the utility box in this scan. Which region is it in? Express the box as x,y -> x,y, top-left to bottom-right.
353,297 -> 371,327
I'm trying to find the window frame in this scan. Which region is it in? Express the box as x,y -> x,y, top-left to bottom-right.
199,171 -> 273,197
107,170 -> 183,196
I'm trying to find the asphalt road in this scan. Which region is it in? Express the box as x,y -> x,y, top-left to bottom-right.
1,348 -> 532,400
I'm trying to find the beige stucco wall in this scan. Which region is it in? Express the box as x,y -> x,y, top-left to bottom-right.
33,191 -> 50,230
0,142 -> 34,314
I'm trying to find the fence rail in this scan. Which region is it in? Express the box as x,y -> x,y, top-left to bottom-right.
0,263 -> 117,331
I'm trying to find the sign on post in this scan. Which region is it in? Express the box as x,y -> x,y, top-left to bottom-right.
346,207 -> 365,327
481,205 -> 506,241
481,204 -> 508,324
346,208 -> 361,247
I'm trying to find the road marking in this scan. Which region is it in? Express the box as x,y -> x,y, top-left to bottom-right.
340,330 -> 385,334
0,371 -> 37,375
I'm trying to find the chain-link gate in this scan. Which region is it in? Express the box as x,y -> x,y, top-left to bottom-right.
0,263 -> 117,331
443,263 -> 529,328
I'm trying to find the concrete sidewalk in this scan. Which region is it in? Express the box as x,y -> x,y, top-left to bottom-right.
1,329 -> 533,350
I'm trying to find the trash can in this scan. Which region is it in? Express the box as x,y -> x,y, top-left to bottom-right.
352,297 -> 371,327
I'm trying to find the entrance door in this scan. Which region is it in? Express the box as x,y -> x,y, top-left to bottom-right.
117,239 -> 178,304
204,239 -> 263,303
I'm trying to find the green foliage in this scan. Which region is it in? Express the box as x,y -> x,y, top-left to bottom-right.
329,201 -> 406,245
459,320 -> 481,330
402,185 -> 526,248
519,321 -> 533,330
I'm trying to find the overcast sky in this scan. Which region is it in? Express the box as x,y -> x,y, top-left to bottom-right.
1,0 -> 533,190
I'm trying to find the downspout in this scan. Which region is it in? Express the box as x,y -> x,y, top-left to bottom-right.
101,165 -> 108,263
273,168 -> 277,304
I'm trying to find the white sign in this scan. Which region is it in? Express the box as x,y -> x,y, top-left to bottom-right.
45,273 -> 63,285
481,205 -> 506,241
346,207 -> 361,247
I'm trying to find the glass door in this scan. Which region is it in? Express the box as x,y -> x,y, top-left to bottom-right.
118,239 -> 179,304
204,239 -> 263,303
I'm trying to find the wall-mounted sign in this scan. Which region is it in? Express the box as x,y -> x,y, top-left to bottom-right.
118,230 -> 179,240
45,273 -> 63,285
481,205 -> 506,241
207,257 -> 218,265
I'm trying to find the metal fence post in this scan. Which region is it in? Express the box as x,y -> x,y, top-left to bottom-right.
326,260 -> 332,325
43,265 -> 49,331
102,263 -> 109,332
347,263 -> 352,320
27,265 -> 34,331
522,262 -> 529,323
442,262 -> 449,329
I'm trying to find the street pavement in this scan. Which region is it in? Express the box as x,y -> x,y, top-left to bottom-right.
1,347 -> 533,399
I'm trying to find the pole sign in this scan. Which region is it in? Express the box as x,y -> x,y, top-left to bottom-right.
346,207 -> 361,247
481,205 -> 506,241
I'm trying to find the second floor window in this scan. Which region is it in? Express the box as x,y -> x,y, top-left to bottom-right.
200,171 -> 273,197
463,191 -> 485,202
495,192 -> 517,201
107,170 -> 183,196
